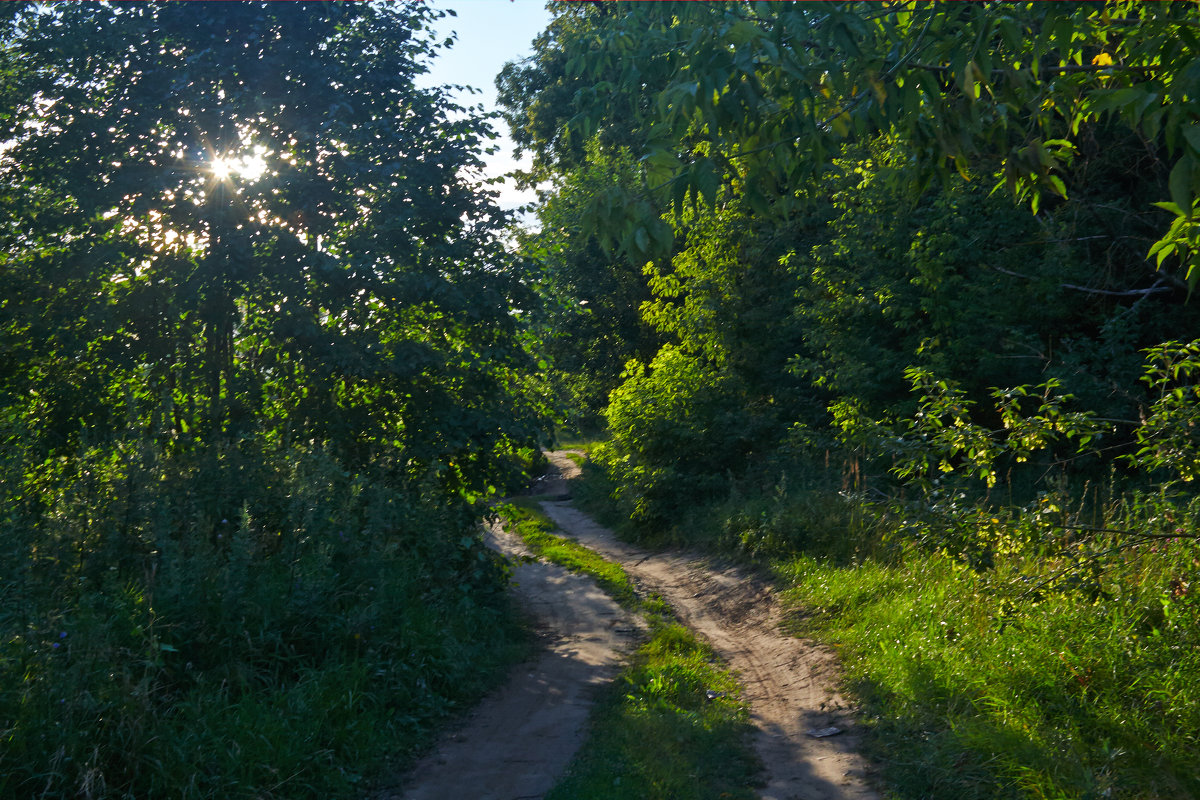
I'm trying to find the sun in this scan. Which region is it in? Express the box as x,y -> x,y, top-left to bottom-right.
208,148 -> 269,182
239,152 -> 268,181
210,156 -> 234,181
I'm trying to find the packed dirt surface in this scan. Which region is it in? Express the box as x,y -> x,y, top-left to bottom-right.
387,519 -> 642,800
391,451 -> 878,800
537,451 -> 879,800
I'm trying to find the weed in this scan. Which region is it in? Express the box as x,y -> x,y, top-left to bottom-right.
0,436 -> 529,799
545,617 -> 759,800
580,443 -> 1200,799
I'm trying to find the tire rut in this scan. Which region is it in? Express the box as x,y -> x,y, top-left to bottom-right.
538,451 -> 879,800
383,520 -> 642,800
389,451 -> 879,800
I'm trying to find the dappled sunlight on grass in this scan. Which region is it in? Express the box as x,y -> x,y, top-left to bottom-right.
495,500 -> 761,799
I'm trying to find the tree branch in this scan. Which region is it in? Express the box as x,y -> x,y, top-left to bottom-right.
909,61 -> 1161,77
988,264 -> 1174,298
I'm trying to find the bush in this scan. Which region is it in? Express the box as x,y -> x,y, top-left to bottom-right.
598,347 -> 759,533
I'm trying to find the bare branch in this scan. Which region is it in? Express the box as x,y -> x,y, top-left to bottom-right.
988,265 -> 1174,298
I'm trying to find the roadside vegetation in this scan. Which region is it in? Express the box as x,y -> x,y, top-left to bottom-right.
503,4 -> 1200,798
497,500 -> 760,800
0,5 -> 542,797
573,453 -> 1200,799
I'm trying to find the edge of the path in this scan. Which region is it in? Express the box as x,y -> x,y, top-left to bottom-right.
538,449 -> 882,800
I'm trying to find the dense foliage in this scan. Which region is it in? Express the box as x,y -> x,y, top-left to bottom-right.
0,3 -> 542,797
503,2 -> 1200,797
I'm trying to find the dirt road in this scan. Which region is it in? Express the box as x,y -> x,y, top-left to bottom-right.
390,520 -> 642,800
538,452 -> 878,800
392,451 -> 879,800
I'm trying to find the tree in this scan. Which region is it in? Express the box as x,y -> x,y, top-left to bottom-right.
0,5 -> 549,795
0,1 -> 538,494
517,143 -> 660,431
560,2 -> 1200,284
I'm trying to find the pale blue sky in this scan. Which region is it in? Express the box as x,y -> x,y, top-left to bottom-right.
418,0 -> 556,209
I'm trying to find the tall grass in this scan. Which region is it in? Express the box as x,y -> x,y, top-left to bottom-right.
778,530 -> 1199,799
0,433 -> 528,799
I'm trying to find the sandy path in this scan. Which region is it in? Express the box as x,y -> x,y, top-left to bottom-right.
538,451 -> 878,800
386,518 -> 641,800
390,451 -> 879,800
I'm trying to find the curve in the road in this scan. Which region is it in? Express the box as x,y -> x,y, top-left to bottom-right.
538,451 -> 879,800
388,524 -> 641,800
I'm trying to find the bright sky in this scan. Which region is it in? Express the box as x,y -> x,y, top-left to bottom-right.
416,0 -> 556,211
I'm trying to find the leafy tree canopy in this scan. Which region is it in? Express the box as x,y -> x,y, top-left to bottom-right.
553,2 -> 1200,281
0,1 -> 540,494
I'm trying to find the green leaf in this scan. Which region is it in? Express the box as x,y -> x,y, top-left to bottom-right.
671,174 -> 689,217
1046,174 -> 1067,199
1086,87 -> 1145,116
693,158 -> 719,208
634,226 -> 650,254
1184,124 -> 1200,157
1169,155 -> 1195,219
1150,239 -> 1178,269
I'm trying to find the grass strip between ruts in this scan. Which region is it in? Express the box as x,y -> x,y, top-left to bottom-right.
495,499 -> 761,800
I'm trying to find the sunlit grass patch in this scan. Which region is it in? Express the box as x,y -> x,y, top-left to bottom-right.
497,499 -> 639,609
777,547 -> 1200,800
544,617 -> 759,800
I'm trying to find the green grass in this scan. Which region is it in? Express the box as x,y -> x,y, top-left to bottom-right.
545,618 -> 760,800
499,498 -> 641,609
776,546 -> 1200,800
495,499 -> 760,799
0,440 -> 533,800
551,434 -> 603,454
574,445 -> 1200,799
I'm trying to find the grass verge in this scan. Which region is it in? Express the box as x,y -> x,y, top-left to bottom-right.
777,547 -> 1200,800
495,499 -> 761,799
575,448 -> 1200,799
498,498 -> 641,609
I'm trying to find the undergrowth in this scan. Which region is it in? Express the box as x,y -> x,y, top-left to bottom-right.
495,499 -> 760,799
778,534 -> 1200,799
0,435 -> 530,799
